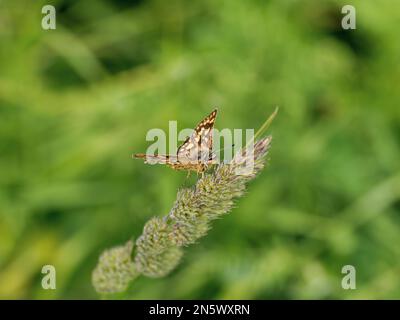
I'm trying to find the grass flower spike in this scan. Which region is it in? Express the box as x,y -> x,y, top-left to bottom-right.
92,110 -> 276,294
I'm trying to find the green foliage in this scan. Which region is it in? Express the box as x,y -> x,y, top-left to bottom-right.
0,0 -> 399,299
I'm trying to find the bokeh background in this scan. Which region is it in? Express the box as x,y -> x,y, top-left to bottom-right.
1,0 -> 399,299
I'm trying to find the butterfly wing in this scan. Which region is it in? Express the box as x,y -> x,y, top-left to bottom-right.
133,153 -> 178,165
177,109 -> 217,163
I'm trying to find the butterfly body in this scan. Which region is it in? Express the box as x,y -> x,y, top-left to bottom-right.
134,109 -> 218,174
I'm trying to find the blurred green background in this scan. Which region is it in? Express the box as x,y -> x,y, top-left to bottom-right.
1,0 -> 399,299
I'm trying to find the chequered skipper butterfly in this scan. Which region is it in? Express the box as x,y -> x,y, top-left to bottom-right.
133,109 -> 218,174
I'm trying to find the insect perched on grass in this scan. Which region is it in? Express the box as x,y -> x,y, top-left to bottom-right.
133,109 -> 219,176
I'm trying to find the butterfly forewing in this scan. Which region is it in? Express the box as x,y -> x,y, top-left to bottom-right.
177,109 -> 217,163
134,153 -> 179,165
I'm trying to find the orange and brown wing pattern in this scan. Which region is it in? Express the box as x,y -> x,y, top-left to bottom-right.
177,109 -> 217,162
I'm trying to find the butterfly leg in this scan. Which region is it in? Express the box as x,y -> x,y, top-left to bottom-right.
198,165 -> 205,179
186,171 -> 191,179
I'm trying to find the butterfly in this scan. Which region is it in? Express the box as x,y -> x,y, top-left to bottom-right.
133,109 -> 218,174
